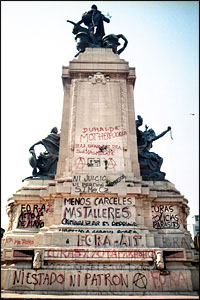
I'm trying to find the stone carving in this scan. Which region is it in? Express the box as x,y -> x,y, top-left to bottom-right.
33,250 -> 42,269
70,81 -> 78,151
136,115 -> 171,181
67,4 -> 128,57
5,198 -> 17,232
182,204 -> 190,230
120,82 -> 128,151
24,127 -> 60,180
155,250 -> 165,270
88,72 -> 109,84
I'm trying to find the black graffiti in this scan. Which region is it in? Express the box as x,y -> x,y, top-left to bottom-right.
87,158 -> 101,167
152,205 -> 180,229
64,197 -> 133,206
61,219 -> 100,226
155,217 -> 180,229
112,221 -> 137,227
152,205 -> 173,213
132,273 -> 147,289
91,229 -> 114,234
72,175 -> 108,193
117,229 -> 138,234
17,204 -> 45,228
60,229 -> 82,233
13,270 -> 65,286
73,185 -> 108,193
61,219 -> 138,227
106,174 -> 126,186
72,182 -> 108,193
63,206 -> 131,220
64,198 -> 91,206
73,175 -> 106,182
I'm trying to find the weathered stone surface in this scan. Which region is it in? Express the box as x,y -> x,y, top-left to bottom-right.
1,49 -> 198,296
56,49 -> 139,181
3,268 -> 193,292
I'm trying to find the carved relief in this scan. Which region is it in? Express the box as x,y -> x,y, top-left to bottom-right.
88,72 -> 110,84
33,250 -> 42,269
6,199 -> 17,232
70,80 -> 78,151
155,250 -> 165,270
181,204 -> 190,230
120,81 -> 128,151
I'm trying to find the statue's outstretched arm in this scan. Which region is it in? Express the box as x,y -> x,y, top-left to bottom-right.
29,141 -> 43,152
103,15 -> 110,23
153,127 -> 171,142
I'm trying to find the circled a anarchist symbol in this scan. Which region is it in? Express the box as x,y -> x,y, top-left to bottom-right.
107,158 -> 117,169
75,157 -> 86,169
132,273 -> 147,289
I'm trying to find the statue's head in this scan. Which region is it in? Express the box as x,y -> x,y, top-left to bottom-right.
91,4 -> 97,10
51,127 -> 58,134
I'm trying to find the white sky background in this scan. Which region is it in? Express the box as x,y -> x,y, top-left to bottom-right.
1,1 -> 199,232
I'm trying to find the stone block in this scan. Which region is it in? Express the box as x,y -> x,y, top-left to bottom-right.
191,269 -> 199,291
3,268 -> 193,292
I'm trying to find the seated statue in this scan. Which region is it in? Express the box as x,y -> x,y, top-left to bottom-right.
136,115 -> 171,181
23,127 -> 60,181
67,4 -> 128,57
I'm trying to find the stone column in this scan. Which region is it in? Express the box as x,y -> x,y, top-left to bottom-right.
56,48 -> 141,182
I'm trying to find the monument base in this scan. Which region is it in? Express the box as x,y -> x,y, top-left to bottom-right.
1,49 -> 198,296
1,179 -> 199,296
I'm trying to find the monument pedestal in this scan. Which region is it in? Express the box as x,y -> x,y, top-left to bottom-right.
1,49 -> 199,296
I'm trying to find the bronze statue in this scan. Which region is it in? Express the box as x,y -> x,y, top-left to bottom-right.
67,4 -> 128,57
23,127 -> 60,181
75,4 -> 110,46
136,115 -> 171,181
103,34 -> 128,55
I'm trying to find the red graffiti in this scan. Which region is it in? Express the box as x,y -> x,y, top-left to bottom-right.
80,131 -> 127,143
13,239 -> 34,246
22,239 -> 34,245
166,252 -> 184,259
77,234 -> 141,247
151,270 -> 190,290
6,238 -> 13,244
14,240 -> 21,245
45,203 -> 54,213
82,126 -> 121,133
163,237 -> 190,248
75,157 -> 86,169
107,158 -> 117,169
46,249 -> 154,260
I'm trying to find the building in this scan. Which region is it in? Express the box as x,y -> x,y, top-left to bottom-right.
192,215 -> 199,238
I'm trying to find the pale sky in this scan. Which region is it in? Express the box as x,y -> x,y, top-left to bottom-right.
1,1 -> 199,232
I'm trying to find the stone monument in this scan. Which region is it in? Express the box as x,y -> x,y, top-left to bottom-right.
1,4 -> 199,298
